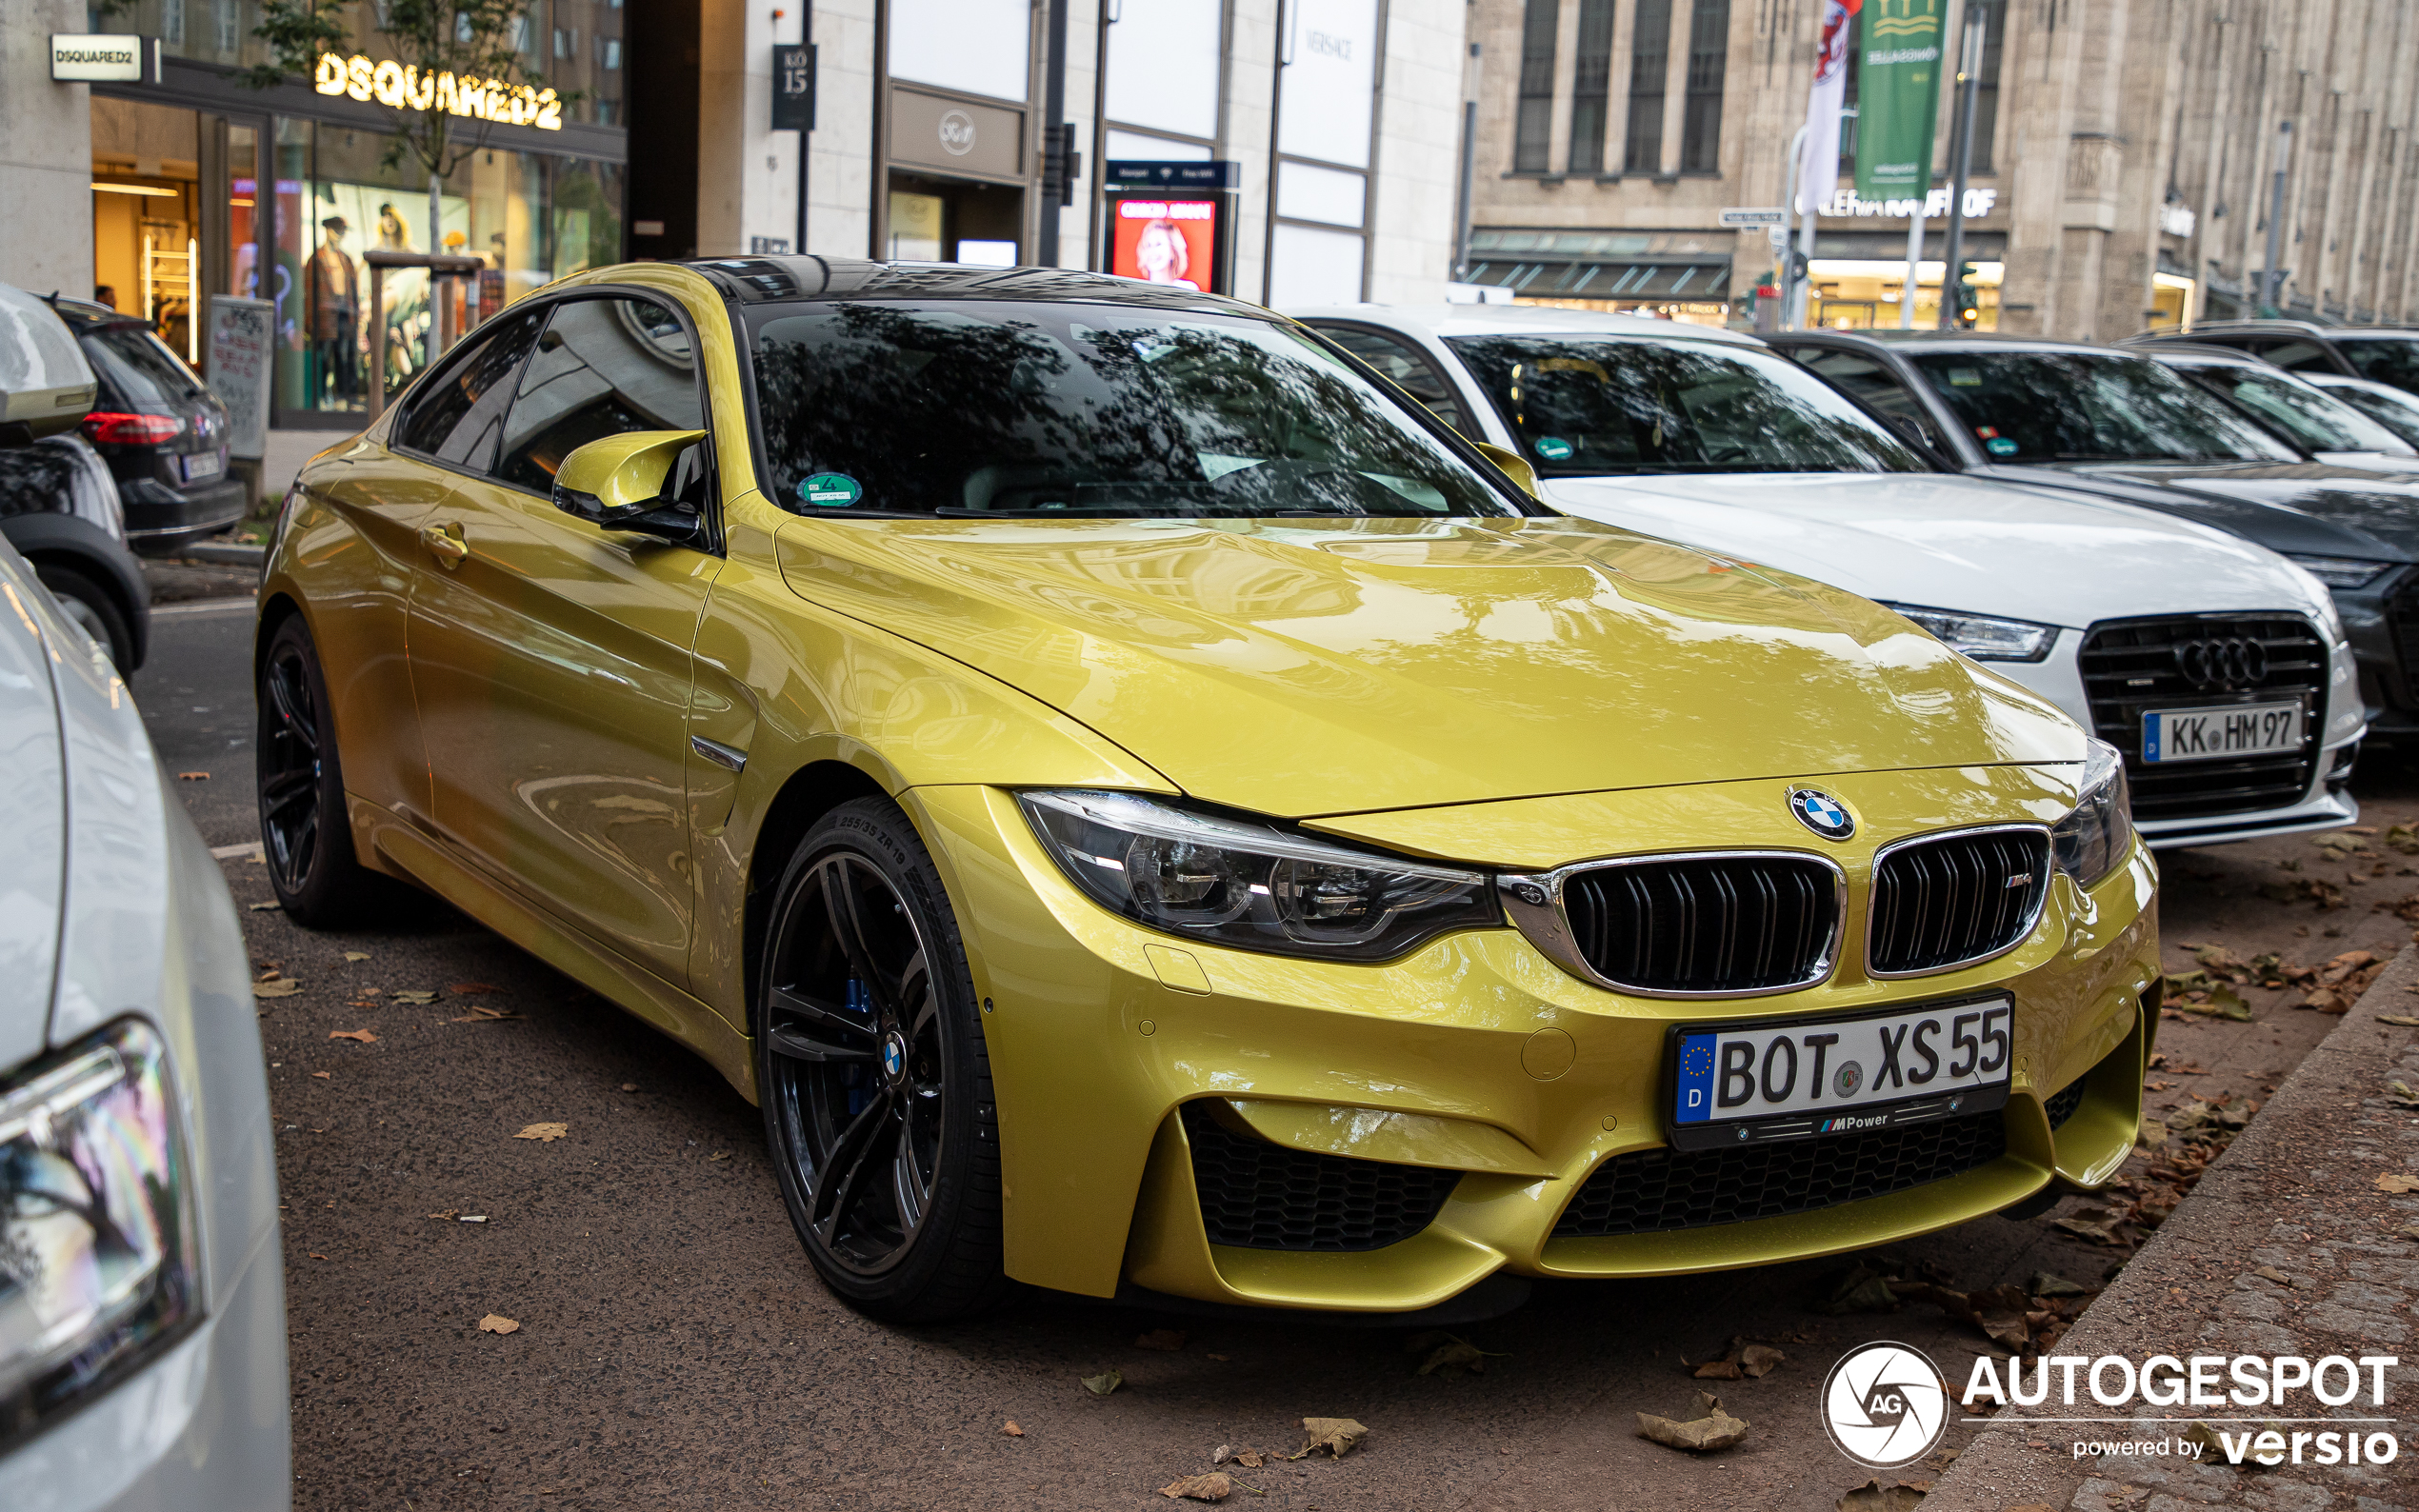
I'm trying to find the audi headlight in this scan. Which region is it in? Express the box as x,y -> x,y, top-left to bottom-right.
2284,553 -> 2391,590
2052,738 -> 2134,889
1881,604 -> 2058,662
0,1019 -> 198,1451
1019,789 -> 1500,961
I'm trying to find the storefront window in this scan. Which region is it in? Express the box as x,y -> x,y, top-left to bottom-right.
91,98 -> 202,356
270,119 -> 623,418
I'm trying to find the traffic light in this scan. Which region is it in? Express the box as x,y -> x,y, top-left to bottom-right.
1952,262 -> 1980,326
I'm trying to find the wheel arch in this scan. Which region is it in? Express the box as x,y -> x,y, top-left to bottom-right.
0,513 -> 151,670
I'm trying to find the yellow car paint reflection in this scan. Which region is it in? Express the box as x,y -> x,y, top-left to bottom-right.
259,260 -> 2154,1318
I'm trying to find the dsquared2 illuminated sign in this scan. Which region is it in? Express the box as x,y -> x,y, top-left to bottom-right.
314,53 -> 562,130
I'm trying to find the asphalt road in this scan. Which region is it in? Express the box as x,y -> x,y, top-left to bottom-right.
130,584 -> 2419,1511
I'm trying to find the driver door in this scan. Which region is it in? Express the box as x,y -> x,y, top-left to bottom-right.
406,293 -> 722,985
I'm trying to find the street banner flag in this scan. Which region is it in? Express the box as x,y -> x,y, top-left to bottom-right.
1854,0 -> 1946,202
1799,0 -> 1863,212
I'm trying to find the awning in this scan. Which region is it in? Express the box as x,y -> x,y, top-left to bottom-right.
1462,258 -> 1733,299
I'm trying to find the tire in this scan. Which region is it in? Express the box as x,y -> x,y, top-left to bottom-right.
32,563 -> 132,674
256,615 -> 384,925
756,796 -> 1008,1323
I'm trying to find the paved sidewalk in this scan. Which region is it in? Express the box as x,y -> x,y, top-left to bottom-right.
1921,947 -> 2419,1512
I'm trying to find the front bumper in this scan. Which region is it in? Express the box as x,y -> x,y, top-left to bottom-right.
912,764 -> 2158,1312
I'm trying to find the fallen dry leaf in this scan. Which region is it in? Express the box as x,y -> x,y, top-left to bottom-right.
1207,1353 -> 1231,1363
393,990 -> 439,1005
248,900 -> 281,911
2377,1014 -> 2419,1026
1418,1336 -> 1509,1377
449,1005 -> 520,1022
1637,1390 -> 1749,1453
309,1251 -> 328,1260
2254,1265 -> 2292,1285
1739,1343 -> 1785,1378
178,771 -> 209,781
706,1150 -> 730,1162
2375,1172 -> 2419,1193
2028,1272 -> 2090,1299
2390,1081 -> 2419,1110
1158,1473 -> 1231,1502
449,982 -> 499,995
1836,1479 -> 1929,1512
343,951 -> 370,962
477,1314 -> 520,1335
1081,1370 -> 1123,1397
329,1028 -> 377,1044
1134,1328 -> 1189,1352
310,1070 -> 330,1080
1001,1421 -> 1024,1437
1293,1418 -> 1368,1460
252,979 -> 303,999
429,1210 -> 460,1221
1229,1449 -> 1265,1468
514,1123 -> 569,1143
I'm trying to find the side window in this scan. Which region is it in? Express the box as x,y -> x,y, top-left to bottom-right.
1315,325 -> 1472,437
493,296 -> 707,497
390,309 -> 547,470
2259,340 -> 2331,373
1803,351 -> 1929,423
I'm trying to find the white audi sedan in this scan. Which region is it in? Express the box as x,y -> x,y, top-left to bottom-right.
0,537 -> 288,1507
1287,303 -> 2362,848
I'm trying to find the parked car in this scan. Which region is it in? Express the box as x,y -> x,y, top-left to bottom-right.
2134,320 -> 2419,394
2295,371 -> 2419,449
1287,304 -> 2360,848
2136,344 -> 2419,469
1767,328 -> 2419,745
0,285 -> 149,671
0,534 -> 288,1505
260,259 -> 2152,1323
50,295 -> 244,555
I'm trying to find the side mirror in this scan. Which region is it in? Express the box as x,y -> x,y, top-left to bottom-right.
553,428 -> 710,543
1472,441 -> 1541,499
1879,411 -> 1948,464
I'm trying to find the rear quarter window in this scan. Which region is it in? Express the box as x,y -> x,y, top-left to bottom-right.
79,324 -> 209,410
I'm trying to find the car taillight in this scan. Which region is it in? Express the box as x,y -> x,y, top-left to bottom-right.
80,411 -> 184,445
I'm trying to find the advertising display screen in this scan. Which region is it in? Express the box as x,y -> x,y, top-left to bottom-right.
1110,199 -> 1219,292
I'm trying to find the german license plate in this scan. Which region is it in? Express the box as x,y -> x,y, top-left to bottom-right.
2141,701 -> 2300,764
1668,995 -> 2013,1149
181,448 -> 225,483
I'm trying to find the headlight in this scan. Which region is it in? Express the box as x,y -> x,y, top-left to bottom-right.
2052,737 -> 2133,889
1019,789 -> 1500,961
0,1019 -> 198,1451
2285,553 -> 2391,589
1881,604 -> 2058,662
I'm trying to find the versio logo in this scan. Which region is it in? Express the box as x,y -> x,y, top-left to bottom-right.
1824,1343 -> 1950,1468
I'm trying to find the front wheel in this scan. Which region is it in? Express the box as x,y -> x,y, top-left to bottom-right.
756,797 -> 1007,1323
256,614 -> 384,925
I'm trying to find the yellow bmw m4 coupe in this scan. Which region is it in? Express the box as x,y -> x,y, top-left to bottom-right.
255,259 -> 2156,1322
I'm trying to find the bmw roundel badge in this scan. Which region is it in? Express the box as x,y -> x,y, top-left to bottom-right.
1788,787 -> 1856,841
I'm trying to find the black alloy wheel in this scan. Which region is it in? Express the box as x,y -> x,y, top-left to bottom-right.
256,615 -> 380,925
757,798 -> 1005,1322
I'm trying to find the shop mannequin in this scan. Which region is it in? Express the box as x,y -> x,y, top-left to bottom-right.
307,215 -> 360,401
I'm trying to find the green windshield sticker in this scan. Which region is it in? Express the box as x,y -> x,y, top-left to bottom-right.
1948,368 -> 1982,387
799,473 -> 862,507
1533,436 -> 1575,461
1985,436 -> 2019,457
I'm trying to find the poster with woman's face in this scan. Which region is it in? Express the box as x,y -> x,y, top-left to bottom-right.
1110,200 -> 1217,292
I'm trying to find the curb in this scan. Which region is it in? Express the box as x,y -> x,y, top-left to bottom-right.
175,542 -> 267,567
1916,945 -> 2419,1510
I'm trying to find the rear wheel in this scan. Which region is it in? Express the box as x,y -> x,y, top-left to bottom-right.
757,797 -> 1007,1323
32,563 -> 132,673
256,615 -> 382,925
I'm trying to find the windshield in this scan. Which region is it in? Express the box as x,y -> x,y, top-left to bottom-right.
1906,350 -> 2297,465
2180,365 -> 2417,456
2323,382 -> 2419,448
78,323 -> 210,413
2336,338 -> 2419,392
743,302 -> 1520,518
1442,335 -> 1926,476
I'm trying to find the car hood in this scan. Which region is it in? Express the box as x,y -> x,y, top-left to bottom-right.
0,551 -> 66,1070
1987,461 -> 2419,564
772,511 -> 2081,819
1536,471 -> 2328,629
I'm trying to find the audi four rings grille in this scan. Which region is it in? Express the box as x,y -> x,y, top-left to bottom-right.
1560,855 -> 1841,995
1179,1104 -> 1459,1252
1868,827 -> 2052,977
2078,614 -> 2326,821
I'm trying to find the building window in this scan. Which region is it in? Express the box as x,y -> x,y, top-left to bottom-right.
1969,0 -> 2008,172
1625,0 -> 1671,173
163,0 -> 185,46
214,0 -> 239,54
1569,0 -> 1617,173
1679,0 -> 1728,172
1837,42 -> 1859,171
1514,0 -> 1559,173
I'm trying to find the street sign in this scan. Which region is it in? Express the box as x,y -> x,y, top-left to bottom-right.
771,43 -> 816,132
1720,207 -> 1788,228
1103,160 -> 1240,191
50,34 -> 145,82
1768,225 -> 1792,249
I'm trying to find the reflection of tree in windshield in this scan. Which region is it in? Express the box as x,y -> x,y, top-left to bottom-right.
1443,336 -> 1922,476
1909,352 -> 2293,464
748,302 -> 1508,518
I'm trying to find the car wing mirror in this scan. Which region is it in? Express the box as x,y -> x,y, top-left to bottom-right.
1879,412 -> 1948,464
1472,441 -> 1541,499
553,428 -> 710,543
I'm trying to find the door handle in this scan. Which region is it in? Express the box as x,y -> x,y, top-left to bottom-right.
420,522 -> 468,568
